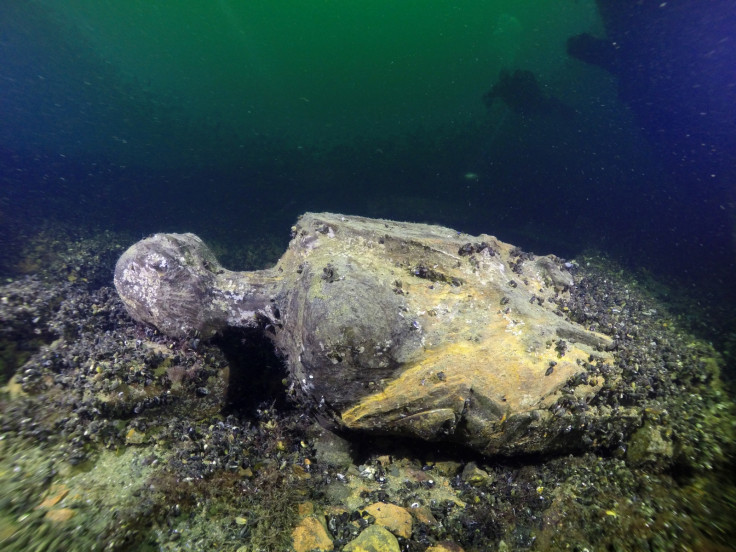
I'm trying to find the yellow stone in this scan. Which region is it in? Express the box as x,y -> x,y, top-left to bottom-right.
361,502 -> 412,539
292,464 -> 312,480
426,542 -> 465,552
125,427 -> 146,444
292,516 -> 334,552
3,377 -> 26,400
44,508 -> 76,523
411,506 -> 437,526
344,525 -> 400,552
36,484 -> 69,509
297,501 -> 315,517
376,455 -> 392,467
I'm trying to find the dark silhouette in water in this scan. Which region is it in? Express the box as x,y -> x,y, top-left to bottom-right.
566,3 -> 736,168
566,33 -> 619,74
566,0 -> 736,305
483,69 -> 575,120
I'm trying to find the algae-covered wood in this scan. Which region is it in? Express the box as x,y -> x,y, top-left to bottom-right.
115,212 -> 615,455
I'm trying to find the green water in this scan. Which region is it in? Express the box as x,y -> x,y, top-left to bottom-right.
41,0 -> 601,146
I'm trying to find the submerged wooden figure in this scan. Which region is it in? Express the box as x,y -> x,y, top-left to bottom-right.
115,212 -> 614,456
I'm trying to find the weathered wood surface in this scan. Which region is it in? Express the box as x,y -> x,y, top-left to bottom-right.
115,212 -> 614,455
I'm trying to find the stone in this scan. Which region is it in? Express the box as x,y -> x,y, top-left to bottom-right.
36,484 -> 69,509
426,542 -> 465,552
432,461 -> 462,477
343,525 -> 400,552
460,462 -> 492,487
115,212 -> 614,456
297,501 -> 315,517
361,502 -> 413,538
626,422 -> 674,468
125,427 -> 146,445
292,515 -> 334,552
311,424 -> 354,470
411,506 -> 437,526
44,508 -> 76,522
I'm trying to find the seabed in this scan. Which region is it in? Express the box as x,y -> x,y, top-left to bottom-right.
1,225 -> 735,552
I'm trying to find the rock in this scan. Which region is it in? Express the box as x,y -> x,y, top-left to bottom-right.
426,542 -> 465,552
125,427 -> 146,445
297,501 -> 315,517
311,424 -> 354,470
115,212 -> 615,456
35,484 -> 69,509
432,461 -> 462,477
361,502 -> 413,538
626,422 -> 674,468
292,515 -> 334,552
411,506 -> 437,526
343,525 -> 400,552
460,462 -> 492,487
44,508 -> 76,522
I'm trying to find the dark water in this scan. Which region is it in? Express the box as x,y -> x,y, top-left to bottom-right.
2,1 -> 735,323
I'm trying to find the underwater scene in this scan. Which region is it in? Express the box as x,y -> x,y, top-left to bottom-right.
1,1 -> 735,550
